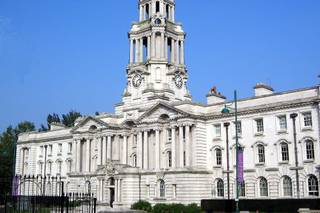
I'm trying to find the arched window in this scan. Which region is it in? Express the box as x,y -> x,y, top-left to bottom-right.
308,175 -> 319,196
132,154 -> 137,167
216,179 -> 224,197
283,176 -> 292,196
159,180 -> 165,198
306,140 -> 315,160
167,151 -> 172,168
259,177 -> 268,197
257,145 -> 265,163
215,149 -> 222,166
281,142 -> 289,161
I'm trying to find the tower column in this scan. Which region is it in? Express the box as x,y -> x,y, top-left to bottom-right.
161,33 -> 165,59
180,40 -> 185,64
86,139 -> 91,172
165,36 -> 168,60
172,6 -> 175,22
139,5 -> 143,21
122,135 -> 128,164
107,135 -> 112,160
140,38 -> 144,62
176,40 -> 180,64
147,36 -> 151,59
171,39 -> 175,64
130,39 -> 134,63
151,33 -> 156,58
102,136 -> 107,164
135,39 -> 139,64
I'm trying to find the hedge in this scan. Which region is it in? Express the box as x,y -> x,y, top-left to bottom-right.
131,200 -> 202,213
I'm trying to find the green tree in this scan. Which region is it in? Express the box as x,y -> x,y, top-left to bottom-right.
0,121 -> 35,195
62,111 -> 81,127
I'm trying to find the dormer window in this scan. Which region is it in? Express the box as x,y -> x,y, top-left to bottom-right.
89,125 -> 97,131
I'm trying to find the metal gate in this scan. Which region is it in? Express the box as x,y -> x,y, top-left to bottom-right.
0,176 -> 97,213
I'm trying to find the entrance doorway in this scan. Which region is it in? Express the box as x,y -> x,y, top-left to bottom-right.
108,177 -> 115,208
109,188 -> 115,208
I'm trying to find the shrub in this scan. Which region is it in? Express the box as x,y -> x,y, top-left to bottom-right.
184,203 -> 202,213
153,203 -> 170,213
131,200 -> 153,212
153,203 -> 202,213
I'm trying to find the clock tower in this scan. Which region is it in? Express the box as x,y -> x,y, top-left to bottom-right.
118,0 -> 191,113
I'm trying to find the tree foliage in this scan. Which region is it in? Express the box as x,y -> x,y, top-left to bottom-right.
62,111 -> 81,127
0,121 -> 35,194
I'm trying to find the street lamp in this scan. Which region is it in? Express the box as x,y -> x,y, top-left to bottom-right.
221,90 -> 240,213
224,122 -> 231,200
290,113 -> 300,198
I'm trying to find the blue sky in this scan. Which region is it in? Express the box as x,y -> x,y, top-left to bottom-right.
0,0 -> 319,131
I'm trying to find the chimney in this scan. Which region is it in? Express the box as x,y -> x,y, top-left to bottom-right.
254,83 -> 274,97
207,86 -> 226,105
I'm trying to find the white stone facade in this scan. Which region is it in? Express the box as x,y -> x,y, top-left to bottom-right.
16,0 -> 320,209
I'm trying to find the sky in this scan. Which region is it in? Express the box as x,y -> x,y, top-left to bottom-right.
0,0 -> 319,131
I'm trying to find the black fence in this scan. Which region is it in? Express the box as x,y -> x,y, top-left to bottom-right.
201,199 -> 320,213
0,176 -> 97,213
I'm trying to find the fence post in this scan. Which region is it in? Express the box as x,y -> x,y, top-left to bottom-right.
93,198 -> 97,213
61,181 -> 64,213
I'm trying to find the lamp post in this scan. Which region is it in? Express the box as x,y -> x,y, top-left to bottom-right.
221,90 -> 240,213
224,122 -> 231,200
290,113 -> 300,198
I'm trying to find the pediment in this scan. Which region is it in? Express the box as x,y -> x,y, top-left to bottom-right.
137,102 -> 189,123
71,116 -> 108,133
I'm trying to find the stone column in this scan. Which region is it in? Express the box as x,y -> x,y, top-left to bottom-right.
118,179 -> 121,202
107,135 -> 112,161
165,36 -> 168,60
161,33 -> 165,58
171,39 -> 175,64
122,135 -> 128,165
139,5 -> 143,21
171,127 -> 176,168
137,132 -> 143,168
176,40 -> 180,64
179,126 -> 184,168
140,38 -> 144,62
143,131 -> 148,169
115,179 -> 118,202
147,36 -> 151,59
135,39 -> 139,63
152,33 -> 156,58
97,137 -> 101,166
161,128 -> 167,169
172,6 -> 175,22
77,140 -> 81,172
155,129 -> 160,170
102,136 -> 107,164
130,39 -> 134,63
180,40 -> 184,64
86,139 -> 91,172
72,139 -> 77,172
185,125 -> 190,167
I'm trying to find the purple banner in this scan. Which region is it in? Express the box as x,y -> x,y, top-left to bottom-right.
12,176 -> 20,196
237,148 -> 244,183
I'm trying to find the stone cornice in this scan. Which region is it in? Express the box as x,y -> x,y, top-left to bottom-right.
18,135 -> 73,144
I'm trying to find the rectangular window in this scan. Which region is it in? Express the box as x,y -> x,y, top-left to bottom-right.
303,112 -> 312,127
40,146 -> 43,156
278,115 -> 287,130
58,144 -> 62,153
235,121 -> 242,135
214,124 -> 221,138
258,145 -> 265,163
255,119 -> 264,133
48,145 -> 53,155
167,129 -> 172,142
68,143 -> 72,153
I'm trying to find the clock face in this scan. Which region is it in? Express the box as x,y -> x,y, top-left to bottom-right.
132,74 -> 142,88
174,75 -> 183,88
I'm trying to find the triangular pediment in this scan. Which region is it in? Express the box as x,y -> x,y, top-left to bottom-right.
137,102 -> 190,123
71,116 -> 109,133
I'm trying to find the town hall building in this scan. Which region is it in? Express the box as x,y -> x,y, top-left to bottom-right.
16,0 -> 320,209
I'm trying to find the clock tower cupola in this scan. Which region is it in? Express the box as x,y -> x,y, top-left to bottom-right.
120,0 -> 191,111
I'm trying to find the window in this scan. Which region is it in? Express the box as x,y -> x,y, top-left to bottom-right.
281,142 -> 289,162
40,146 -> 44,156
283,176 -> 292,197
58,144 -> 62,154
214,124 -> 221,138
183,151 -> 186,166
167,151 -> 172,168
156,1 -> 160,13
235,121 -> 242,135
167,129 -> 172,142
67,160 -> 72,173
278,115 -> 287,130
257,145 -> 265,163
57,161 -> 62,175
68,143 -> 72,153
215,149 -> 222,166
239,182 -> 245,197
255,119 -> 264,133
47,162 -> 52,175
306,140 -> 315,160
48,145 -> 53,155
159,180 -> 165,198
259,177 -> 268,197
217,179 -> 224,197
303,112 -> 312,127
308,175 -> 319,196
132,154 -> 137,167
